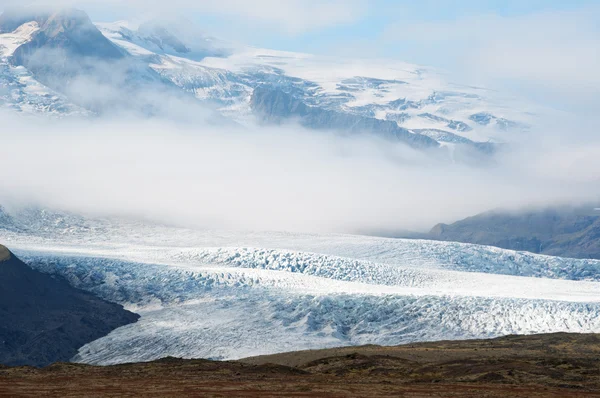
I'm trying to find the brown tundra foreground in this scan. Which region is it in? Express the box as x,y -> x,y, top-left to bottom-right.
1,333 -> 600,397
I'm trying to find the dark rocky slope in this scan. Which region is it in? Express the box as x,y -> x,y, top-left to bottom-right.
251,85 -> 440,150
0,245 -> 139,367
425,206 -> 600,259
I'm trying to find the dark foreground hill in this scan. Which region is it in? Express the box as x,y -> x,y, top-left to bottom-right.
0,245 -> 139,367
423,206 -> 600,259
1,333 -> 599,397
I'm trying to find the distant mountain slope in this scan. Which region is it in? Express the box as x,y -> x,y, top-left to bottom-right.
1,7 -> 537,153
100,18 -> 232,61
0,15 -> 84,115
4,8 -> 124,91
251,85 -> 440,149
426,207 -> 600,259
0,7 -> 187,114
97,18 -> 534,147
8,8 -> 124,61
0,245 -> 139,367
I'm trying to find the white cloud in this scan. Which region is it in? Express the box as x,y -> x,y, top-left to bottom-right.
384,6 -> 600,109
0,0 -> 366,34
188,0 -> 365,34
1,110 -> 599,234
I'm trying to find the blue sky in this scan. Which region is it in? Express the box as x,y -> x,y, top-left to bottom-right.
83,0 -> 597,57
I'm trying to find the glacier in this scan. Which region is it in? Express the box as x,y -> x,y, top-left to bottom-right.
4,207 -> 600,365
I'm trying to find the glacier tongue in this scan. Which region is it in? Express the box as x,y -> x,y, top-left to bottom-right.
5,208 -> 600,365
13,242 -> 600,365
72,292 -> 600,365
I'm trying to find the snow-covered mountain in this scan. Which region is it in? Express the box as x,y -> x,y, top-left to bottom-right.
0,15 -> 84,115
0,7 -> 536,152
97,19 -> 535,146
0,8 -> 194,115
3,205 -> 600,364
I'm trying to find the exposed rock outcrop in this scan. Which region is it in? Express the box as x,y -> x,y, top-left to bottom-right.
251,85 -> 440,150
0,245 -> 139,367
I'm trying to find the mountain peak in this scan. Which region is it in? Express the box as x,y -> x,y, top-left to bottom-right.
38,8 -> 93,37
7,6 -> 124,65
0,7 -> 120,53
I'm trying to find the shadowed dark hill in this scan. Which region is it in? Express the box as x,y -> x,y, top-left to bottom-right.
0,245 -> 139,367
423,206 -> 600,259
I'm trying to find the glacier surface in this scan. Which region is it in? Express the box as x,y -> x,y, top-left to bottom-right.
4,208 -> 600,365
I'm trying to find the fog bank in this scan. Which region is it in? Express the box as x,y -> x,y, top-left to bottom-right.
1,111 -> 599,234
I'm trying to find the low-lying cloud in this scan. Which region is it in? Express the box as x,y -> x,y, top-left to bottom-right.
1,109 -> 599,234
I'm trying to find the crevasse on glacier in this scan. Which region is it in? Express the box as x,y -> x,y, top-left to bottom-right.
15,244 -> 600,365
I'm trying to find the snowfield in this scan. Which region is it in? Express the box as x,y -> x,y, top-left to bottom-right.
3,208 -> 600,365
